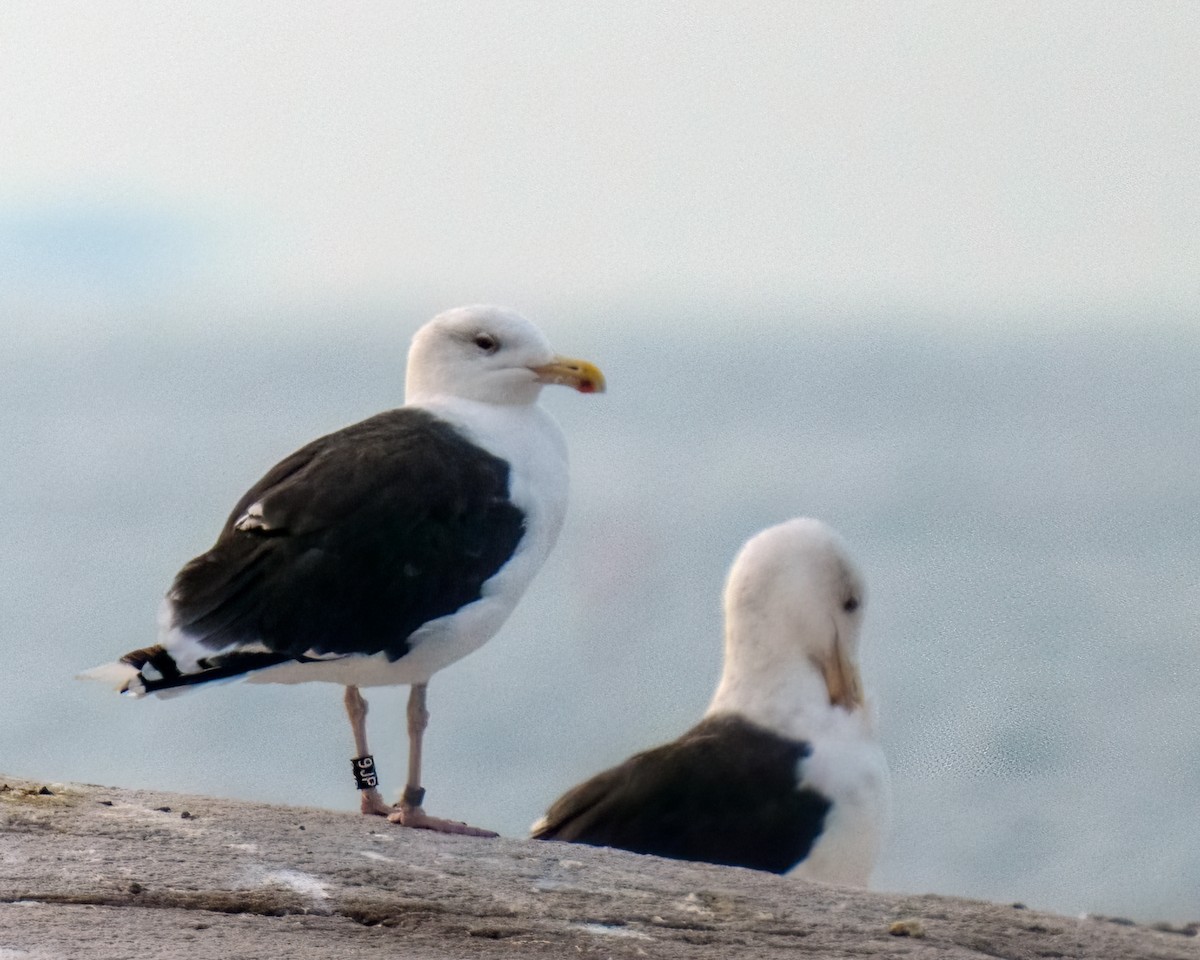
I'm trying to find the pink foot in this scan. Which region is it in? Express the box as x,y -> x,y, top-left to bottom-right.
386,804 -> 499,837
359,788 -> 396,818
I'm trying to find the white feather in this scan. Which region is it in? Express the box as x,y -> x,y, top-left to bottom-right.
76,661 -> 140,694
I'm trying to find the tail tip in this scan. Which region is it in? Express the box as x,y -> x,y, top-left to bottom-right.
77,661 -> 146,697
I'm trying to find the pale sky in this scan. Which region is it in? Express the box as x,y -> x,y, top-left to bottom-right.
2,1 -> 1197,336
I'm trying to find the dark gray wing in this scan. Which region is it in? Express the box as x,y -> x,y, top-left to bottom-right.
533,715 -> 831,874
167,408 -> 525,661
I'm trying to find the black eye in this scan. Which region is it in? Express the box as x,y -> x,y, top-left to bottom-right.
843,597 -> 860,613
472,333 -> 499,354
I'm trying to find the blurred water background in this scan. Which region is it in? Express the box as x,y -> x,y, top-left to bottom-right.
3,0 -> 1198,927
1,312 -> 1196,923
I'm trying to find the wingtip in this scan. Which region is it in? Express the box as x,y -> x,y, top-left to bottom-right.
76,661 -> 144,696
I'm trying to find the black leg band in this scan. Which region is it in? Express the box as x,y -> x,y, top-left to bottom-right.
351,755 -> 379,790
402,785 -> 425,808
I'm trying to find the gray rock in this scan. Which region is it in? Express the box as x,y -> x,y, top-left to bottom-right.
2,776 -> 1196,959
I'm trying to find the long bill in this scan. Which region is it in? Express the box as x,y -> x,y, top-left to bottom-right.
813,628 -> 864,711
531,356 -> 606,394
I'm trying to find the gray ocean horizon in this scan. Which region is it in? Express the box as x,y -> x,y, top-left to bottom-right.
2,313 -> 1197,923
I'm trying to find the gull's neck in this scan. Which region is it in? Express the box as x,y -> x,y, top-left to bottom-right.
704,613 -> 843,742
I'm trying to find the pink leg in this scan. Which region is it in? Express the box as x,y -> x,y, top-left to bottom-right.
343,685 -> 394,817
385,683 -> 498,837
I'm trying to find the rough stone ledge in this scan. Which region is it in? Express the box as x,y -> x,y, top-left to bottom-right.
1,775 -> 1196,959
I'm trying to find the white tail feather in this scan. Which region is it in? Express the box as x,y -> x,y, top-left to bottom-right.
77,661 -> 142,695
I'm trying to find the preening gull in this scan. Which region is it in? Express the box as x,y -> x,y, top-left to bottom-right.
84,305 -> 605,836
532,518 -> 889,883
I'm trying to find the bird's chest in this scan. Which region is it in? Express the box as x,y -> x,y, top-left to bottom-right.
501,433 -> 569,551
441,402 -> 570,552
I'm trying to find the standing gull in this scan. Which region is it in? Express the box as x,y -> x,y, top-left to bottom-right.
532,518 -> 889,883
84,305 -> 605,836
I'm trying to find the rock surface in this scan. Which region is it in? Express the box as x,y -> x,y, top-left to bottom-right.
1,775 -> 1196,959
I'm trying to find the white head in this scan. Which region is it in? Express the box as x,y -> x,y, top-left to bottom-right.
707,518 -> 868,735
405,305 -> 605,406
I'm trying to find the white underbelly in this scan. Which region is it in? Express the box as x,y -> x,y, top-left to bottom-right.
789,714 -> 891,887
246,537 -> 549,688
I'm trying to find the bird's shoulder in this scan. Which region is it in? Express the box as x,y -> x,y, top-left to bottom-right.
534,714 -> 812,840
534,714 -> 833,873
220,407 -> 512,539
